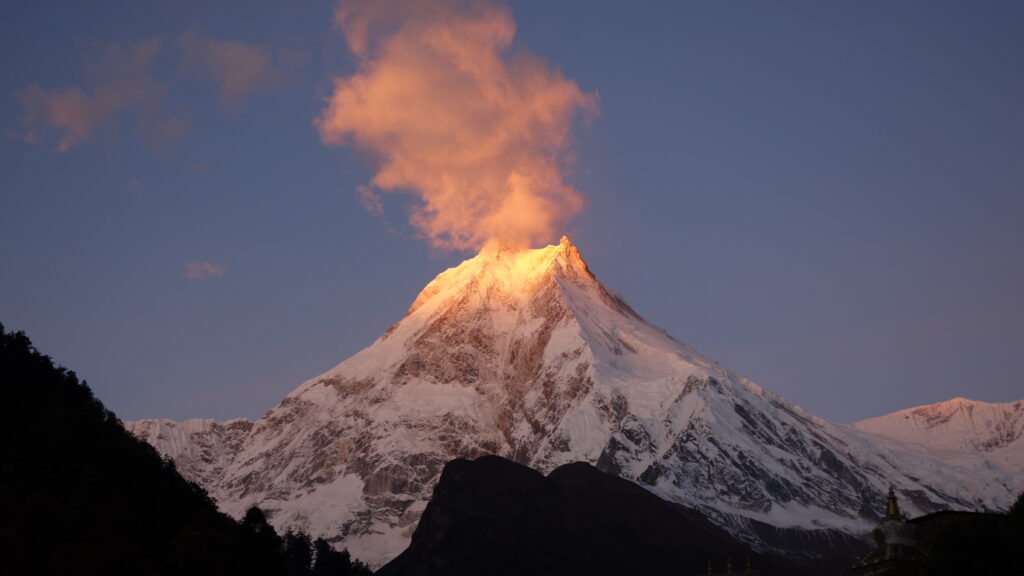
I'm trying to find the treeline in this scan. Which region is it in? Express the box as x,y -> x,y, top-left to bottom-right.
243,507 -> 372,576
0,323 -> 370,575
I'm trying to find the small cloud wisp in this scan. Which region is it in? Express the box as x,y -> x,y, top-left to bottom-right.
19,38 -> 166,151
17,29 -> 291,151
182,261 -> 228,280
180,27 -> 281,107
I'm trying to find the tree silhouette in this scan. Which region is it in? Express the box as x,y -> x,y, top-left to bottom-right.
283,531 -> 314,575
312,538 -> 373,576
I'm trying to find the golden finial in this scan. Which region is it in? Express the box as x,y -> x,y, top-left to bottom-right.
707,561 -> 713,576
726,557 -> 732,575
886,486 -> 901,518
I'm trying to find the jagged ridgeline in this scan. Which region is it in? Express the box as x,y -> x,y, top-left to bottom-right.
0,324 -> 370,576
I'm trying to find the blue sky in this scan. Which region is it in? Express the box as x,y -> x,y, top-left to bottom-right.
2,1 -> 1022,423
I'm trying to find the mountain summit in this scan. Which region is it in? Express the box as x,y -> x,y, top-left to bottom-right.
128,239 -> 1024,567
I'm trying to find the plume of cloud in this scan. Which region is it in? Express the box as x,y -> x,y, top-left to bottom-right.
182,261 -> 228,280
180,27 -> 280,106
316,0 -> 597,250
20,38 -> 166,151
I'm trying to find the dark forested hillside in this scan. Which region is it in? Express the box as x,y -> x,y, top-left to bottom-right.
0,324 -> 369,576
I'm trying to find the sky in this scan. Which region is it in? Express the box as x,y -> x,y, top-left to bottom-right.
1,0 -> 1022,425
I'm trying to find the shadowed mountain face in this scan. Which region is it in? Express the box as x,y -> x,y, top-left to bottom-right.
377,456 -> 867,576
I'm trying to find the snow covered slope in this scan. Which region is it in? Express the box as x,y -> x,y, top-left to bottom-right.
124,418 -> 253,493
848,398 -> 1024,510
127,238 -> 1024,567
854,397 -> 1024,452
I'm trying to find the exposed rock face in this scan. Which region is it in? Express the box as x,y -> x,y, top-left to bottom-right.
126,238 -> 1024,567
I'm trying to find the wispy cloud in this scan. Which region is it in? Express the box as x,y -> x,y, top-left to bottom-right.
137,114 -> 189,147
16,28 -> 289,151
127,178 -> 143,197
5,129 -> 37,144
19,38 -> 169,151
357,185 -> 384,216
180,26 -> 280,107
182,260 -> 228,280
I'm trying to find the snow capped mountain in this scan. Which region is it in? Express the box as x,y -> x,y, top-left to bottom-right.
126,238 -> 1024,567
854,397 -> 1024,453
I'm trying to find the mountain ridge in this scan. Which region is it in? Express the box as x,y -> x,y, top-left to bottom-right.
854,397 -> 1024,453
125,238 -> 1024,567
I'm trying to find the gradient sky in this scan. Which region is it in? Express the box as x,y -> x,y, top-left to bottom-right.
2,1 -> 1022,424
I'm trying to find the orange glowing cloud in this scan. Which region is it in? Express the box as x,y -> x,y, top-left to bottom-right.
316,0 -> 597,250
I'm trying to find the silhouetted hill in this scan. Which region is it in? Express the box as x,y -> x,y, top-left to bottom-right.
0,324 -> 369,576
377,455 -> 866,576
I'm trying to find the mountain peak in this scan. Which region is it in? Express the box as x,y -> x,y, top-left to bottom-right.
405,236 -> 594,318
475,235 -> 587,272
853,397 -> 1024,452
